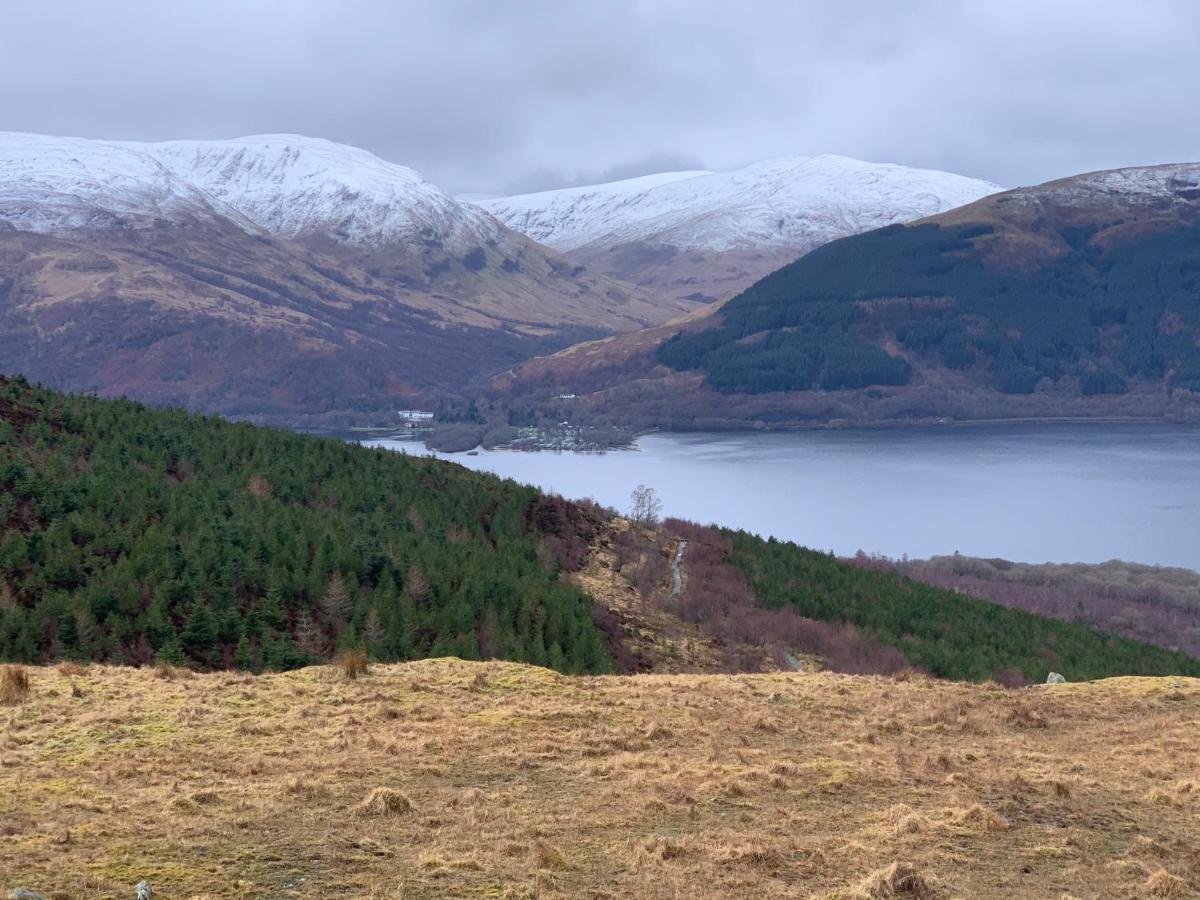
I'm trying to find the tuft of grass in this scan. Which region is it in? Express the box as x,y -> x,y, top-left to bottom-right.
56,661 -> 89,677
1004,703 -> 1049,729
630,835 -> 688,871
283,776 -> 331,802
531,840 -> 570,870
0,665 -> 30,705
153,661 -> 194,681
334,648 -> 370,681
956,804 -> 1011,832
852,861 -> 940,899
1145,868 -> 1189,898
713,843 -> 782,867
353,786 -> 412,817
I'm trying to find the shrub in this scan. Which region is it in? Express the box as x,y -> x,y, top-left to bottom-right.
334,647 -> 370,680
0,666 -> 31,705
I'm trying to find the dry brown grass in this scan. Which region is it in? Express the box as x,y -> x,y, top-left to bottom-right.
352,786 -> 412,817
0,661 -> 1197,898
1146,868 -> 1191,898
151,660 -> 193,681
850,861 -> 940,898
333,647 -> 370,680
0,665 -> 30,705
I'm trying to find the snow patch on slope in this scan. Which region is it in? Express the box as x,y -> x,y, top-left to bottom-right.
1038,162 -> 1200,205
477,156 -> 1004,254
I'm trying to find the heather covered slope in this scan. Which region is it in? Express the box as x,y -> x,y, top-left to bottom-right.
853,555 -> 1200,659
492,162 -> 1200,429
2,659 -> 1198,899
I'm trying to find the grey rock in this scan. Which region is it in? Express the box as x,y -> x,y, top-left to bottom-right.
1046,672 -> 1067,684
9,889 -> 46,900
135,881 -> 152,900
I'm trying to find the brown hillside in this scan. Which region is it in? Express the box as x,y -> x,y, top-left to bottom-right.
0,216 -> 689,422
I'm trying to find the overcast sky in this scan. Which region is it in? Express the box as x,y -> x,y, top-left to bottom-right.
3,1 -> 1198,195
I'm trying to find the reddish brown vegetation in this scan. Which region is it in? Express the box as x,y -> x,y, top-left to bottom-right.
527,493 -> 605,572
661,519 -> 911,676
851,553 -> 1200,658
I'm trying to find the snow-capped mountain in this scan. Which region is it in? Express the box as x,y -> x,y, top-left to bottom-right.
0,132 -> 256,233
0,132 -> 693,420
0,132 -> 504,250
149,135 -> 504,249
477,156 -> 1002,254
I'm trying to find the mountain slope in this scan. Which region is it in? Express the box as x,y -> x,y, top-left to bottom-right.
493,161 -> 1200,429
477,156 -> 1002,302
0,132 -> 690,419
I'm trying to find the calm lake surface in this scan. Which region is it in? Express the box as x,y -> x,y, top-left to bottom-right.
365,425 -> 1200,570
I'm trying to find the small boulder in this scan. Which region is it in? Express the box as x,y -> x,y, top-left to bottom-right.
135,881 -> 152,900
1046,672 -> 1067,684
9,889 -> 46,900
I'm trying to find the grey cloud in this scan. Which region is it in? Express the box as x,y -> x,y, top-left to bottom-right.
1,0 -> 1198,194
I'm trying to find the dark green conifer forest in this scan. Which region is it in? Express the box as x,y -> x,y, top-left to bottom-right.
724,532 -> 1200,682
0,376 -> 612,673
658,222 -> 1200,395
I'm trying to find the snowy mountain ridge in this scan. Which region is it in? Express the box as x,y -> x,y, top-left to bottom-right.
0,132 -> 502,249
476,156 -> 1005,254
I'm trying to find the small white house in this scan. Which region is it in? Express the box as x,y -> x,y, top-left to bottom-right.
397,409 -> 435,424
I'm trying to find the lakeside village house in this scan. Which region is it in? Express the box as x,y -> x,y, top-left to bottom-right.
397,410 -> 435,425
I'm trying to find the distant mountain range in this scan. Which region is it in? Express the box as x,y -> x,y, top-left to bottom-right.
12,131 -> 1191,431
493,161 -> 1200,430
0,132 -> 687,420
475,156 -> 1001,302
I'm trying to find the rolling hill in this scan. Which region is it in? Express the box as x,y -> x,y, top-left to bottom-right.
476,156 -> 1001,304
492,162 -> 1200,430
0,132 -> 691,422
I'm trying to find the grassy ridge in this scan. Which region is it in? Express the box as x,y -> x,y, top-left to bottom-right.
0,376 -> 611,673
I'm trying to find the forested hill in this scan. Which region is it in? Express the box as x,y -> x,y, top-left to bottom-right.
1,375 -> 1197,682
656,163 -> 1200,399
0,375 -> 612,673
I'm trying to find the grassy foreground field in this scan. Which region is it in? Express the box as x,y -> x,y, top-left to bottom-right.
2,660 -> 1198,899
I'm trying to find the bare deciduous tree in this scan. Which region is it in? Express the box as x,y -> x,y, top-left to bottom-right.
629,484 -> 662,526
319,572 -> 352,631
